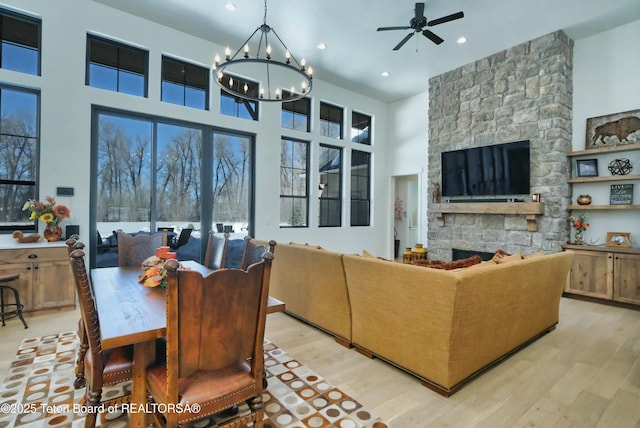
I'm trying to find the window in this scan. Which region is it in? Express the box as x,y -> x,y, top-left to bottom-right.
351,112 -> 371,145
0,10 -> 40,75
0,86 -> 38,231
87,35 -> 148,97
350,150 -> 371,226
220,75 -> 259,120
320,102 -> 343,139
161,56 -> 208,110
93,109 -> 255,267
280,138 -> 309,227
281,95 -> 310,132
318,144 -> 342,227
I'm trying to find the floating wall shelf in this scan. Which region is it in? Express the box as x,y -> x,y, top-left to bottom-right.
431,202 -> 545,231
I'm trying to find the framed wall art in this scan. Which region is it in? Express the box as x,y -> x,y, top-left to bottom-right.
585,108 -> 640,149
606,232 -> 631,248
576,159 -> 598,177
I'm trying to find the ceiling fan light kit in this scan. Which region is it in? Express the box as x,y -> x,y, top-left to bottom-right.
377,2 -> 464,51
213,0 -> 313,102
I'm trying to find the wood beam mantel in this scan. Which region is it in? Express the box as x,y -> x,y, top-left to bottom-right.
432,202 -> 545,231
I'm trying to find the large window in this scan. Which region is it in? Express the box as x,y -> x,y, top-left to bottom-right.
0,86 -> 38,231
281,96 -> 311,132
93,109 -> 254,267
87,35 -> 148,97
318,144 -> 342,227
220,75 -> 259,120
350,150 -> 371,226
0,10 -> 40,75
320,102 -> 343,139
351,112 -> 371,145
161,56 -> 208,110
280,138 -> 309,227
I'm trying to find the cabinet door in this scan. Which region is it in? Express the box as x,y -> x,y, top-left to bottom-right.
0,263 -> 33,311
31,261 -> 75,311
566,250 -> 613,299
613,253 -> 640,305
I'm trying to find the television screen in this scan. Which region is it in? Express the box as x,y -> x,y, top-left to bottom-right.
441,140 -> 530,197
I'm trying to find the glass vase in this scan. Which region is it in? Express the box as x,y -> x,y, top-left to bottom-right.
574,229 -> 584,245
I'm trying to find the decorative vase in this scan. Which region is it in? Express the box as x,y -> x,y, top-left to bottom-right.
402,247 -> 412,264
574,229 -> 584,245
411,243 -> 428,261
577,194 -> 592,205
43,223 -> 62,242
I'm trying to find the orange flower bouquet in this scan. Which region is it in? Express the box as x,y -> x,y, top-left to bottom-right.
568,212 -> 589,244
22,196 -> 71,226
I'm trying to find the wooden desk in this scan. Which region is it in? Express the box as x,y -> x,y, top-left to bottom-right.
91,260 -> 283,428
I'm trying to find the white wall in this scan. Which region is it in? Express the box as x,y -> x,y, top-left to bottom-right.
388,91 -> 429,246
572,19 -> 640,247
0,0 -> 391,256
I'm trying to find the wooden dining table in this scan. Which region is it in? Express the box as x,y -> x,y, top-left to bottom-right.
91,260 -> 284,428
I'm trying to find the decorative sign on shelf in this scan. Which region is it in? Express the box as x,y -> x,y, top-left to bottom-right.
610,183 -> 634,205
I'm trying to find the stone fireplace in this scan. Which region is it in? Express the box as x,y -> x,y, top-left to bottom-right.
427,31 -> 573,261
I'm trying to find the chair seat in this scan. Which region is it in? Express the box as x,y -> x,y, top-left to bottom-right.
146,359 -> 255,419
84,346 -> 134,386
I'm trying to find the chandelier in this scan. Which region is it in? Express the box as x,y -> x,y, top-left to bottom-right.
213,0 -> 313,102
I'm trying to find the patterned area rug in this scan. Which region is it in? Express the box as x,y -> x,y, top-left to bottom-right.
0,332 -> 388,428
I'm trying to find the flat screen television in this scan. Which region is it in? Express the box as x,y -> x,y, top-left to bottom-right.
441,140 -> 530,198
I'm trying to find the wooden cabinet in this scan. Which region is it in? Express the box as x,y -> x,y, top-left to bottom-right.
563,244 -> 640,308
0,245 -> 75,313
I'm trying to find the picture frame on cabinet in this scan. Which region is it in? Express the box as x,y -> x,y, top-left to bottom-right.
576,159 -> 598,177
606,232 -> 631,248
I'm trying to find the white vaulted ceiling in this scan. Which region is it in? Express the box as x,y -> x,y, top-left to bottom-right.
93,0 -> 640,102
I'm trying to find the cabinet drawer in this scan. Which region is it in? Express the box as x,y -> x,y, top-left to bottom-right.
0,247 -> 68,264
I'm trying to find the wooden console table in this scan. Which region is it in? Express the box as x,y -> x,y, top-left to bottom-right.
431,202 -> 545,231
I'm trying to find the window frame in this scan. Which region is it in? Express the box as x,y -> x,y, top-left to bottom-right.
219,74 -> 259,121
351,111 -> 371,145
0,8 -> 41,76
279,137 -> 309,228
281,94 -> 311,132
318,143 -> 342,227
161,55 -> 209,110
319,102 -> 343,139
350,149 -> 371,226
0,83 -> 39,232
86,34 -> 149,97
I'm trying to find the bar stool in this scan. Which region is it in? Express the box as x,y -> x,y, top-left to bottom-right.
0,272 -> 28,329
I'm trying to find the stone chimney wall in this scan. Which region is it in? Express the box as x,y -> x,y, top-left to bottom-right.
427,31 -> 574,261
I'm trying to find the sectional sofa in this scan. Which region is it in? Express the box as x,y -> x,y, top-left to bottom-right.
268,243 -> 574,396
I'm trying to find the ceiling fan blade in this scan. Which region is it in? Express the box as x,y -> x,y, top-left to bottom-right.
377,26 -> 411,31
393,32 -> 415,50
422,29 -> 444,45
414,2 -> 425,20
428,11 -> 464,26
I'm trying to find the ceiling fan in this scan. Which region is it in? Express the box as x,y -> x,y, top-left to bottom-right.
377,2 -> 464,50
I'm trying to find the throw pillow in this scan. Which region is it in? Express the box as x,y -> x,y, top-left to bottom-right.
410,255 -> 482,270
493,252 -> 523,264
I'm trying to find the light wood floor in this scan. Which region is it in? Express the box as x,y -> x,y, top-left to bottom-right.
2,297 -> 639,427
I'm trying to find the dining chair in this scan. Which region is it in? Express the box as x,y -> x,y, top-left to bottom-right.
168,227 -> 192,250
65,236 -> 90,389
203,231 -> 229,270
145,252 -> 274,428
117,232 -> 165,267
69,245 -> 134,428
241,236 -> 277,270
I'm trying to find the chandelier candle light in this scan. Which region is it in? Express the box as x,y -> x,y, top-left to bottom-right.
213,0 -> 313,102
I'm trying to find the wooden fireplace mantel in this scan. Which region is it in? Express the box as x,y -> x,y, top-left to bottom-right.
431,202 -> 545,231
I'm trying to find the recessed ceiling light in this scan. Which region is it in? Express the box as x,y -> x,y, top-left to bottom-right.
225,2 -> 237,12
381,71 -> 390,77
457,36 -> 467,44
317,42 -> 327,50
